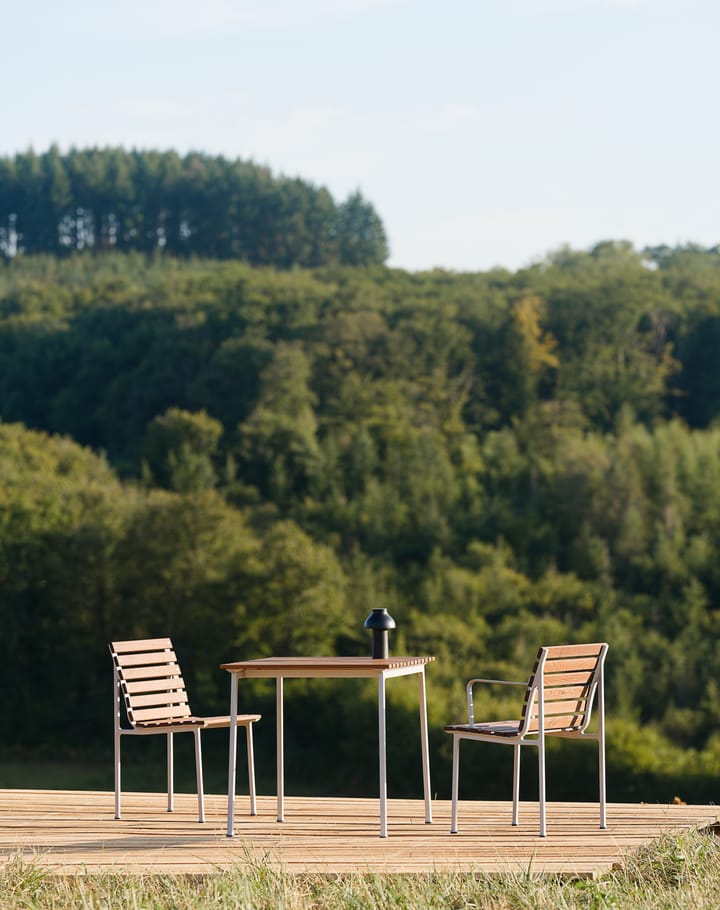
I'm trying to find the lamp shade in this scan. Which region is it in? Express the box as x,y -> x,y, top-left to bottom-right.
363,608 -> 397,631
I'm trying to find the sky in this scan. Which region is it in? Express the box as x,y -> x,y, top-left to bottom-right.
3,0 -> 719,272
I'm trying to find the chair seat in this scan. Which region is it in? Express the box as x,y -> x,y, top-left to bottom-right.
135,713 -> 260,730
445,721 -> 521,737
196,714 -> 261,729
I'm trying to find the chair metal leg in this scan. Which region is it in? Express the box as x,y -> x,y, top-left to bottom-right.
599,734 -> 607,829
450,735 -> 460,834
277,676 -> 285,823
167,732 -> 174,812
246,722 -> 257,816
599,661 -> 607,829
194,728 -> 205,823
114,729 -> 122,819
227,671 -> 239,836
512,743 -> 520,826
538,735 -> 546,837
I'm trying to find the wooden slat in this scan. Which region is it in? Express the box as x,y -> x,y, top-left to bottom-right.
125,678 -> 186,695
542,657 -> 598,673
114,651 -> 176,668
541,685 -> 589,701
529,699 -> 586,716
527,715 -> 584,731
199,714 -> 261,728
133,714 -> 204,736
120,663 -> 182,681
221,656 -> 435,673
445,721 -> 520,736
543,644 -> 605,659
129,691 -> 189,709
112,638 -> 174,653
544,671 -> 595,687
131,704 -> 192,722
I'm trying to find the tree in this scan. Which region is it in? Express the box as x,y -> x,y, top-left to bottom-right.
237,343 -> 321,502
335,190 -> 389,266
142,407 -> 223,492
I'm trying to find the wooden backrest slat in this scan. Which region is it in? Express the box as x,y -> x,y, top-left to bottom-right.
539,685 -> 589,702
129,691 -> 190,710
131,704 -> 192,723
543,643 -> 604,659
111,638 -> 173,653
544,671 -> 596,688
528,698 -> 588,717
125,677 -> 187,695
542,656 -> 599,673
527,714 -> 585,732
113,650 -> 176,668
118,663 -> 182,682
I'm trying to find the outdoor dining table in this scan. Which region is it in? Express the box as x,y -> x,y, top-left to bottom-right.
221,655 -> 435,838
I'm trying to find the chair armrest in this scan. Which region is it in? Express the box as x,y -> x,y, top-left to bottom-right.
466,678 -> 527,725
467,678 -> 527,689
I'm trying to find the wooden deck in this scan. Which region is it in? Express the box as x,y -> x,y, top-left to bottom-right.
0,789 -> 716,877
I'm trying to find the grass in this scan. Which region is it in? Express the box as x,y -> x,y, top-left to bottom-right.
2,829 -> 720,910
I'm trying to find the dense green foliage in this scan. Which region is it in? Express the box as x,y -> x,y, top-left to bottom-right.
2,242 -> 720,801
0,147 -> 388,266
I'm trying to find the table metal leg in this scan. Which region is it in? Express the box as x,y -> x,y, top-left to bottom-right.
226,672 -> 238,837
277,676 -> 285,822
378,673 -> 388,838
418,668 -> 432,824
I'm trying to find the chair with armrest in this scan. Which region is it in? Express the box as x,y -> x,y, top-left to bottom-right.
444,642 -> 608,837
110,637 -> 260,822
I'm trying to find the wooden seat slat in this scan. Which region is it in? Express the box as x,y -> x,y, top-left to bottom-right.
198,714 -> 262,728
444,721 -> 520,736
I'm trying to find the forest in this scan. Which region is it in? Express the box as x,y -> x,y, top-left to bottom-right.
0,147 -> 388,267
2,240 -> 720,803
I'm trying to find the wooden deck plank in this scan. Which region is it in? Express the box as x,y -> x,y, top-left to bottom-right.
0,790 -> 715,876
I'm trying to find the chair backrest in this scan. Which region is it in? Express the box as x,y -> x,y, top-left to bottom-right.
520,643 -> 608,735
110,638 -> 192,727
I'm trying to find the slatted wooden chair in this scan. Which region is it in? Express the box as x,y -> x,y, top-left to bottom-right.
445,642 -> 608,837
110,637 -> 260,822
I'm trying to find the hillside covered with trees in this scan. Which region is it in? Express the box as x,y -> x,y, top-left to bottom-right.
2,241 -> 720,802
